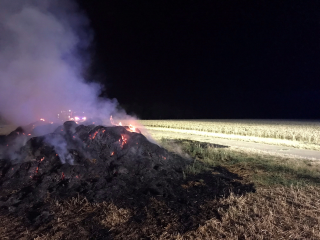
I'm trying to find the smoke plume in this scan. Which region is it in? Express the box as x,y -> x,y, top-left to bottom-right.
0,0 -> 122,125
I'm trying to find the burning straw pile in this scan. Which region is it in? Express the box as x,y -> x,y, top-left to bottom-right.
0,121 -> 254,238
0,121 -> 189,211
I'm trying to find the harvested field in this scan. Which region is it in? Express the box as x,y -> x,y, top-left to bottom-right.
140,120 -> 320,150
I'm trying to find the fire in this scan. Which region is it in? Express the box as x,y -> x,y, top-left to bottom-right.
40,118 -> 45,121
111,152 -> 114,156
110,115 -> 140,133
89,129 -> 105,140
92,131 -> 99,139
119,134 -> 128,148
128,124 -> 135,132
61,172 -> 65,180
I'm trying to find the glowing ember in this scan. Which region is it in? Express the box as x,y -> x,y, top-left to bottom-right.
61,172 -> 65,180
119,134 -> 128,148
111,152 -> 114,156
40,118 -> 45,121
92,131 -> 99,139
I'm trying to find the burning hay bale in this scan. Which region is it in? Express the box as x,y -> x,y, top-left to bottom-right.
0,121 -> 190,215
0,121 -> 255,238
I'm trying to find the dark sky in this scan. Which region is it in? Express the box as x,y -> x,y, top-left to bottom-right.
77,0 -> 320,119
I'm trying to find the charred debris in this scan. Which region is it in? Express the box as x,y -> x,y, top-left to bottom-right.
0,121 -> 255,233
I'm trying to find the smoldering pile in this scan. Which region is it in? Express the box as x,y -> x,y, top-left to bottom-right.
0,121 -> 190,216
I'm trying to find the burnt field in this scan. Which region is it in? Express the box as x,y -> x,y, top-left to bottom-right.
0,121 -> 255,239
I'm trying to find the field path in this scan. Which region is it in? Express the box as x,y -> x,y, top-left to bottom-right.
143,127 -> 320,161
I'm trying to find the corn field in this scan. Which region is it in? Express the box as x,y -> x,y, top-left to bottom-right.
139,120 -> 320,144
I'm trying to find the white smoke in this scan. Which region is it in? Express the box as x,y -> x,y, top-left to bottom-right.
0,0 -> 121,125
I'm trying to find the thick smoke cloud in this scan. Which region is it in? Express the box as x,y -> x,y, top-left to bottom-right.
0,0 -> 122,125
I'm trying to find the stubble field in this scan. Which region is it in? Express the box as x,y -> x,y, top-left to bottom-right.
139,119 -> 320,150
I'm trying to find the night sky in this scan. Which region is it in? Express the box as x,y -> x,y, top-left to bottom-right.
77,0 -> 320,119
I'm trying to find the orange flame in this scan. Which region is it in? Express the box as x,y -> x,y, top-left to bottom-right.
119,134 -> 128,148
128,124 -> 135,132
110,115 -> 140,133
92,131 -> 99,139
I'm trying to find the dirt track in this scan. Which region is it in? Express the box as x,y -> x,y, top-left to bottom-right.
143,128 -> 320,161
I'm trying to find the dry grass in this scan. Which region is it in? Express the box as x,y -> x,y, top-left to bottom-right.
0,181 -> 319,239
21,186 -> 320,239
0,132 -> 320,239
139,119 -> 320,150
169,185 -> 320,240
46,195 -> 132,239
0,194 -> 132,240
